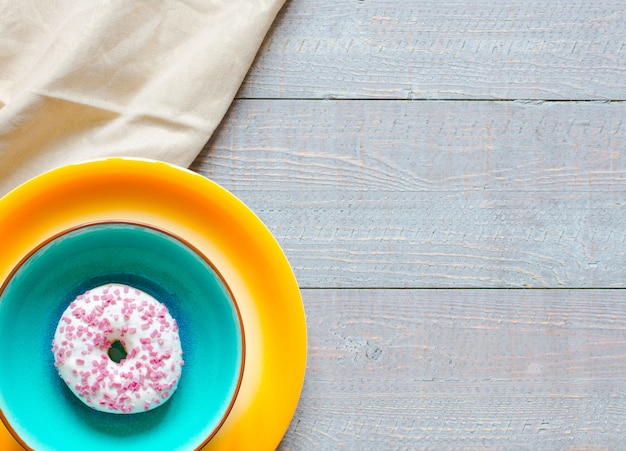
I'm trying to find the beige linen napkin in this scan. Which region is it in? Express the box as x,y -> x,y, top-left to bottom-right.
0,0 -> 285,197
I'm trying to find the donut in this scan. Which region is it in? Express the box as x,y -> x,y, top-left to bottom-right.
51,283 -> 184,414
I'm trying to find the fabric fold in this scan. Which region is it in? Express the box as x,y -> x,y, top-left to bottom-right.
0,0 -> 285,196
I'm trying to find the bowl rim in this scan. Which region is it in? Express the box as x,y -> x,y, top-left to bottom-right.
0,219 -> 246,451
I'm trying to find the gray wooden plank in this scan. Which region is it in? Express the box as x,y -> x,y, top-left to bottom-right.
278,288 -> 626,449
192,99 -> 626,288
240,0 -> 626,100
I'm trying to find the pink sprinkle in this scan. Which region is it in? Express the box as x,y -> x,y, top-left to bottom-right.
76,359 -> 85,365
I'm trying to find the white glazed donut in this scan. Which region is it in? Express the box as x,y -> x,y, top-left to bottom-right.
51,283 -> 184,414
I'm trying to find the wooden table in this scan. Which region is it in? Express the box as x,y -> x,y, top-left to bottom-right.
191,1 -> 626,448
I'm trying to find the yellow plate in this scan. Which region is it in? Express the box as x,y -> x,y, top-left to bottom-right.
0,158 -> 307,450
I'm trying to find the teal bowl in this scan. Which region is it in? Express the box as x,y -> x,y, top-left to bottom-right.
0,222 -> 244,451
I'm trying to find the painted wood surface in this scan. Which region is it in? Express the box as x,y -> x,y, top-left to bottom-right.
192,99 -> 626,288
277,289 -> 626,449
190,0 -> 626,447
239,0 -> 626,100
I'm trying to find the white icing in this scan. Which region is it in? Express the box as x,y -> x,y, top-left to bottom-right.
51,283 -> 184,414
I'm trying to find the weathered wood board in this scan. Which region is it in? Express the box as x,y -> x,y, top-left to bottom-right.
277,288 -> 626,449
193,1 -> 626,447
239,0 -> 626,100
192,99 -> 626,288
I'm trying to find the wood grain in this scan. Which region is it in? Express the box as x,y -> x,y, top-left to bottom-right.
191,99 -> 626,288
278,288 -> 626,449
217,1 -> 626,448
240,0 -> 626,100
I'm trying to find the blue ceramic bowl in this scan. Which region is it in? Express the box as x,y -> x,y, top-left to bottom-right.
0,222 -> 244,451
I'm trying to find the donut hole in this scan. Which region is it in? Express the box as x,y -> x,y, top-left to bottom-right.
107,339 -> 128,363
